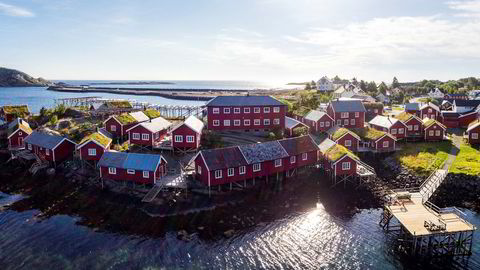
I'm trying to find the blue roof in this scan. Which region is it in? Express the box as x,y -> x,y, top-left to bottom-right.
98,151 -> 163,171
24,131 -> 71,149
405,103 -> 420,111
206,96 -> 285,107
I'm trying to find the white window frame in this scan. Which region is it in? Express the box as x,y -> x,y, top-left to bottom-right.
213,120 -> 220,126
18,132 -> 22,136
275,159 -> 282,167
391,129 -> 397,135
224,120 -> 230,126
341,112 -> 349,118
197,165 -> 202,175
320,122 -> 324,127
355,112 -> 359,118
234,108 -> 240,114
88,148 -> 96,156
186,135 -> 194,143
273,107 -> 280,113
254,119 -> 260,126
244,119 -> 251,126
337,120 -> 341,126
273,118 -> 280,125
435,130 -> 441,136
215,170 -> 222,179
428,108 -> 432,113
429,130 -> 434,136
234,119 -> 241,126
224,108 -> 231,114
212,108 -> 219,114
290,156 -> 296,164
175,135 -> 183,142
264,119 -> 270,126
350,119 -> 355,125
344,119 -> 349,125
142,134 -> 149,141
244,107 -> 250,114
133,133 -> 140,140
302,152 -> 308,160
326,121 -> 330,127
253,163 -> 261,172
46,149 -> 50,156
254,107 -> 260,113
111,125 -> 116,131
143,171 -> 149,178
472,133 -> 478,139
414,125 -> 419,131
239,166 -> 246,175
399,128 -> 404,134
408,125 -> 412,131
383,141 -> 389,148
28,143 -> 32,150
345,140 -> 352,147
127,169 -> 135,175
264,107 -> 270,113
108,167 -> 116,174
342,162 -> 351,170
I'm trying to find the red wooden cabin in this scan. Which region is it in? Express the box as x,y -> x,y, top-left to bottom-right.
327,100 -> 366,129
355,127 -> 397,152
77,129 -> 112,162
277,135 -> 319,177
24,131 -> 76,165
368,115 -> 407,140
0,105 -> 30,123
285,117 -> 308,137
126,117 -> 172,148
466,120 -> 480,144
420,102 -> 442,121
364,102 -> 384,121
98,152 -> 167,185
318,139 -> 358,179
171,115 -> 204,151
7,118 -> 32,149
458,111 -> 479,128
206,95 -> 287,133
394,112 -> 424,139
326,126 -> 360,152
422,118 -> 446,141
303,110 -> 334,133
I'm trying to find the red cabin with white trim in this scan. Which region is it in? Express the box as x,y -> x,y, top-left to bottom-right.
327,100 -> 366,129
7,118 -> 32,149
303,110 -> 334,133
126,117 -> 172,148
466,120 -> 480,144
171,116 -> 204,151
24,131 -> 76,165
423,119 -> 446,141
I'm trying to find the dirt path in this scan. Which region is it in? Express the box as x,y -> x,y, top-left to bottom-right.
442,135 -> 462,171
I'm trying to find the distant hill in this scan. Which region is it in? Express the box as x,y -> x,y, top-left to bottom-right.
0,67 -> 51,87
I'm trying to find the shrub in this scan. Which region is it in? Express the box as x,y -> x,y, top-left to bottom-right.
49,115 -> 58,126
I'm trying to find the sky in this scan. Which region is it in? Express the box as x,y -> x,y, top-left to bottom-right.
0,0 -> 479,84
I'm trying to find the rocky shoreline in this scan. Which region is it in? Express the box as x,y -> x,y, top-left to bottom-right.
430,173 -> 480,212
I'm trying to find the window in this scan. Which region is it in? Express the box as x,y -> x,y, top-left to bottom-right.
428,108 -> 432,113
326,121 -> 330,127
264,119 -> 270,125
264,107 -> 270,113
341,112 -> 349,118
374,109 -> 378,113
186,136 -> 194,142
239,166 -> 246,175
350,119 -> 355,125
46,149 -> 50,156
244,107 -> 250,113
18,132 -> 22,136
234,108 -> 240,114
142,134 -> 149,141
224,108 -> 230,114
133,133 -> 140,140
399,128 -> 404,134
337,120 -> 341,126
254,107 -> 260,113
127,169 -> 135,174
253,163 -> 261,172
408,125 -> 412,131
228,168 -> 234,177
435,130 -> 441,136
275,159 -> 282,167
429,130 -> 434,136
345,140 -> 351,147
175,135 -> 183,142
414,125 -> 419,131
213,108 -> 219,114
215,170 -> 222,179
111,125 -> 116,132
318,122 -> 324,128
391,129 -> 397,135
155,132 -> 159,139
108,167 -> 116,174
197,166 -> 202,175
290,156 -> 296,164
28,144 -> 32,150
224,120 -> 230,126
355,112 -> 359,118
213,120 -> 220,126
273,107 -> 280,113
88,148 -> 96,156
143,171 -> 149,178
234,119 -> 241,126
472,133 -> 478,139
344,119 -> 349,125
254,119 -> 260,126
342,162 -> 351,170
383,141 -> 389,148
302,153 -> 308,160
244,119 -> 251,126
273,118 -> 280,125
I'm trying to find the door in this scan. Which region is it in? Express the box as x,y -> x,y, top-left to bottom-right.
18,137 -> 23,147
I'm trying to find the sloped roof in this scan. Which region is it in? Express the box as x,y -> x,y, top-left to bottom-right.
318,138 -> 336,154
329,100 -> 366,112
129,111 -> 149,122
183,115 -> 204,134
285,117 -> 306,129
238,141 -> 289,164
423,118 -> 447,130
363,102 -> 384,110
200,147 -> 247,171
353,127 -> 390,141
113,114 -> 137,125
324,144 -> 359,162
304,110 -> 329,122
98,152 -> 163,171
467,119 -> 480,132
206,96 -> 285,107
453,99 -> 480,108
394,112 -> 418,123
105,101 -> 132,109
326,126 -> 360,141
278,135 -> 318,156
369,115 -> 400,129
420,102 -> 440,112
78,132 -> 112,148
7,118 -> 32,137
129,116 -> 172,133
1,105 -> 29,115
405,103 -> 420,111
143,109 -> 161,119
25,131 -> 73,149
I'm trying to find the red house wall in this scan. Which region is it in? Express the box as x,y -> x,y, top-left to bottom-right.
27,144 -> 53,162
304,115 -> 333,133
8,130 -> 29,148
128,125 -> 154,146
79,141 -> 107,161
334,156 -> 357,176
375,136 -> 395,151
53,141 -> 76,163
459,113 -> 478,128
335,133 -> 359,152
424,125 -> 445,141
468,126 -> 480,144
172,124 -> 200,149
420,106 -> 440,120
100,160 -> 165,184
406,110 -> 420,118
404,118 -> 423,137
105,118 -> 123,138
389,121 -> 406,140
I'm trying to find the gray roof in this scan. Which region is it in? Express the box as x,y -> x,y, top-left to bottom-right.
304,110 -> 329,122
183,115 -> 204,134
285,117 -> 305,129
318,138 -> 336,154
330,100 -> 366,113
368,115 -> 400,129
405,103 -> 420,111
238,141 -> 289,164
420,102 -> 440,112
128,116 -> 172,133
278,136 -> 318,156
129,111 -> 150,123
206,96 -> 285,107
200,147 -> 247,171
98,151 -> 163,171
98,128 -> 113,139
24,131 -> 72,149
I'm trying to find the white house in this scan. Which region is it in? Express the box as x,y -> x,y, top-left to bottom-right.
317,76 -> 334,92
428,88 -> 444,99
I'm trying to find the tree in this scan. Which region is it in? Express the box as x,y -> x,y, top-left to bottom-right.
392,77 -> 400,88
292,126 -> 308,137
359,80 -> 367,91
378,82 -> 388,95
49,115 -> 58,126
310,80 -> 316,89
366,81 -> 377,93
333,75 -> 341,83
304,82 -> 311,90
351,77 -> 358,85
55,104 -> 66,116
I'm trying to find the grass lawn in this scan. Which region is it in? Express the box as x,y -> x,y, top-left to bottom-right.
392,106 -> 403,111
393,141 -> 452,175
450,143 -> 480,176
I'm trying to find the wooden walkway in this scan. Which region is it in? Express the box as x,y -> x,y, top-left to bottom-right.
142,173 -> 187,202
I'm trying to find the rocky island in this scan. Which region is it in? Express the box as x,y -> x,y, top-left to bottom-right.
0,67 -> 51,87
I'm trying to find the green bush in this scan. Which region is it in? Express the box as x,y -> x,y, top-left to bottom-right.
49,115 -> 58,126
